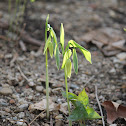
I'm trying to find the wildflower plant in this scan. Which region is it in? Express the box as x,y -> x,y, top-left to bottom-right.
43,15 -> 60,118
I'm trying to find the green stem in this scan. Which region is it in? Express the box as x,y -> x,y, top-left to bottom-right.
64,70 -> 72,126
45,20 -> 49,119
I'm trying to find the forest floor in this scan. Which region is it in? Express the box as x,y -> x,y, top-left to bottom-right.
0,0 -> 126,126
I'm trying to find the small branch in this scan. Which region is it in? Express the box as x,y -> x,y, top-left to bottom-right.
95,84 -> 105,126
29,111 -> 45,126
0,19 -> 43,47
17,65 -> 29,82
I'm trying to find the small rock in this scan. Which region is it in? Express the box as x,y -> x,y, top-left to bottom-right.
44,123 -> 49,126
70,84 -> 79,89
109,124 -> 117,126
18,112 -> 25,118
0,87 -> 13,95
5,54 -> 13,59
109,68 -> 116,73
36,86 -> 43,92
55,114 -> 63,119
13,116 -> 18,120
9,99 -> 15,104
18,104 -> 28,110
116,100 -> 122,104
28,80 -> 35,87
27,95 -> 33,100
17,119 -> 24,125
4,108 -> 11,113
55,120 -> 63,126
116,52 -> 126,61
97,120 -> 102,125
0,99 -> 9,106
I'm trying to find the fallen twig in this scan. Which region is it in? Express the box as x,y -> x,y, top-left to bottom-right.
29,111 -> 45,126
0,19 -> 43,47
95,84 -> 105,126
17,65 -> 29,82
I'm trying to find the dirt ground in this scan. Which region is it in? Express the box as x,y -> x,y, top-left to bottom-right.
0,0 -> 126,126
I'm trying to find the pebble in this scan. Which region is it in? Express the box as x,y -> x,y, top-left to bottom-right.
9,99 -> 15,104
70,83 -> 79,89
116,52 -> 126,61
0,99 -> 9,106
0,87 -> 13,95
36,86 -> 43,92
4,108 -> 11,113
18,104 -> 28,110
17,119 -> 24,125
13,116 -> 18,120
109,124 -> 117,126
44,123 -> 49,126
109,68 -> 116,73
97,120 -> 102,125
28,80 -> 35,87
18,112 -> 25,118
55,120 -> 63,126
55,114 -> 63,119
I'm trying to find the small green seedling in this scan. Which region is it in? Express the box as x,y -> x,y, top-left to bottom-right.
43,15 -> 60,118
63,89 -> 101,125
60,24 -> 92,126
30,0 -> 36,2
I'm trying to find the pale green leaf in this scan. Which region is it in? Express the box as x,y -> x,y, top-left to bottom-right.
50,28 -> 57,45
65,59 -> 72,78
55,45 -> 60,70
61,49 -> 72,69
85,106 -> 101,120
48,42 -> 53,58
124,28 -> 126,32
60,23 -> 64,53
30,0 -> 35,2
68,40 -> 92,64
43,34 -> 51,54
73,49 -> 78,74
77,88 -> 89,107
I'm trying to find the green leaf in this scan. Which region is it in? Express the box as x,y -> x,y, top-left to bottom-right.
68,88 -> 101,121
73,49 -> 78,74
85,106 -> 101,120
30,0 -> 35,2
55,45 -> 60,70
62,91 -> 77,100
48,42 -> 53,58
68,101 -> 88,121
61,49 -> 72,69
43,33 -> 51,54
124,28 -> 126,32
65,59 -> 72,78
77,88 -> 89,107
45,15 -> 49,32
50,27 -> 57,45
68,40 -> 92,64
62,91 -> 78,107
60,23 -> 64,53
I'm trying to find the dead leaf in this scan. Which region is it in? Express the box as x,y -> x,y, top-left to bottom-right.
82,27 -> 126,56
28,98 -> 58,112
102,101 -> 126,124
59,102 -> 68,114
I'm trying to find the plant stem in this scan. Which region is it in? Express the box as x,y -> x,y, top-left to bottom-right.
46,50 -> 49,119
45,21 -> 49,119
64,70 -> 72,126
